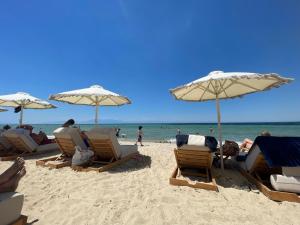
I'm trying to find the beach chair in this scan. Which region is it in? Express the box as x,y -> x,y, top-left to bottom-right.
36,127 -> 87,169
238,136 -> 300,203
1,129 -> 59,161
0,192 -> 27,225
170,134 -> 218,191
0,135 -> 13,154
72,127 -> 138,172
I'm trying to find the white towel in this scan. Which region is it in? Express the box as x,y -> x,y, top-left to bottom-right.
72,146 -> 94,166
188,135 -> 205,146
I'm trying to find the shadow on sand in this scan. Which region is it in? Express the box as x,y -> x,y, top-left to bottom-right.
212,159 -> 258,192
22,149 -> 61,161
108,153 -> 152,174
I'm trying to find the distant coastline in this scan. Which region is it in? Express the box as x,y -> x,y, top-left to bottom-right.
1,121 -> 299,125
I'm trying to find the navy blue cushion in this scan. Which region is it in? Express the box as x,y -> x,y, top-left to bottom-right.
205,136 -> 218,152
253,136 -> 300,167
176,134 -> 188,147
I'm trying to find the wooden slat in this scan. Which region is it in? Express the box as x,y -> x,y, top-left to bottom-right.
7,137 -> 32,153
169,167 -> 218,191
176,150 -> 210,156
36,156 -> 72,169
174,149 -> 212,170
88,138 -> 116,161
55,137 -> 76,157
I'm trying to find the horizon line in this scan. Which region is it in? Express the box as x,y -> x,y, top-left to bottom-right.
0,121 -> 299,125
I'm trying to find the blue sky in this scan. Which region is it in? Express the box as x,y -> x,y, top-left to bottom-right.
0,0 -> 299,124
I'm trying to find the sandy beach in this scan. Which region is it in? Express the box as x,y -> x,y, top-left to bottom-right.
0,141 -> 299,225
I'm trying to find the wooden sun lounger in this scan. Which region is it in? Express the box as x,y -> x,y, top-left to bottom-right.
0,136 -> 58,161
239,152 -> 300,203
72,136 -> 138,173
169,147 -> 218,191
11,215 -> 28,225
36,137 -> 75,169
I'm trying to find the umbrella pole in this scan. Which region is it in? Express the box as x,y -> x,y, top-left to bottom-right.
216,96 -> 224,170
19,105 -> 24,126
95,105 -> 99,125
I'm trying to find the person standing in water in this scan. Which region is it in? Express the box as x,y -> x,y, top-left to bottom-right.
135,126 -> 144,146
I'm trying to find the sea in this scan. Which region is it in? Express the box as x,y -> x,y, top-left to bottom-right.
2,122 -> 299,143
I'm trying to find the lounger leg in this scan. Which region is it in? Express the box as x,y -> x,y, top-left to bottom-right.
206,168 -> 210,182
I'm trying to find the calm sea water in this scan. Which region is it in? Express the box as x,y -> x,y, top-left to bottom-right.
2,123 -> 299,143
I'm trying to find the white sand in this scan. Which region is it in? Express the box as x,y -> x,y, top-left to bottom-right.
1,141 -> 300,225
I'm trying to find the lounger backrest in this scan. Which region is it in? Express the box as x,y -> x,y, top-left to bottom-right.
175,145 -> 213,169
0,135 -> 12,151
53,127 -> 87,156
245,144 -> 269,173
85,127 -> 121,160
3,129 -> 38,153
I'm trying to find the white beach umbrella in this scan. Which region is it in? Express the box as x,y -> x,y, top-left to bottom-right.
49,85 -> 131,124
170,70 -> 293,169
0,92 -> 56,126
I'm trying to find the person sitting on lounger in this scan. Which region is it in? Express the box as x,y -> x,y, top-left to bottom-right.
62,119 -> 75,128
3,125 -> 11,131
62,119 -> 90,147
240,131 -> 271,151
18,125 -> 53,145
0,157 -> 26,193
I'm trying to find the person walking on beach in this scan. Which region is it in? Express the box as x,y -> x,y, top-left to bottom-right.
135,126 -> 144,146
116,128 -> 121,138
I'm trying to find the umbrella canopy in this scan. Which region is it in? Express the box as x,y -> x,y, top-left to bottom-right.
170,70 -> 293,169
0,92 -> 56,125
50,85 -> 131,124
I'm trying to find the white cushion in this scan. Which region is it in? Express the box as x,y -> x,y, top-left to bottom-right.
53,127 -> 87,149
9,128 -> 30,136
0,192 -> 24,225
188,135 -> 205,146
245,144 -> 261,172
282,167 -> 300,177
86,127 -> 121,158
3,129 -> 38,151
270,174 -> 300,194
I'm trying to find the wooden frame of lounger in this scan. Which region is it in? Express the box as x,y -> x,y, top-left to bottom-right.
239,153 -> 300,203
0,136 -> 55,161
11,215 -> 27,225
72,137 -> 138,173
36,137 -> 75,169
169,148 -> 218,192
